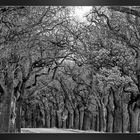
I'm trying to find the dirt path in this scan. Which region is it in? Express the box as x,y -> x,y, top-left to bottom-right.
21,128 -> 99,133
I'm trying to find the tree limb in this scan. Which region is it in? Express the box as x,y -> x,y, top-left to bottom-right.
109,6 -> 140,18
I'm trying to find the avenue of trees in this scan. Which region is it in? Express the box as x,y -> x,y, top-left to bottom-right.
0,6 -> 140,133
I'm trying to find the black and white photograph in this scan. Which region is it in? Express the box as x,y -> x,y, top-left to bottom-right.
0,6 -> 140,134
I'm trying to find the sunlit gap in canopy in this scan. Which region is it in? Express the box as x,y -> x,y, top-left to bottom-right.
71,6 -> 92,23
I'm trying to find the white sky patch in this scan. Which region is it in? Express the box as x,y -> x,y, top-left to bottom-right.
73,6 -> 92,22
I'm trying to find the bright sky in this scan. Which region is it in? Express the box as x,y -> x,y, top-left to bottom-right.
73,6 -> 92,22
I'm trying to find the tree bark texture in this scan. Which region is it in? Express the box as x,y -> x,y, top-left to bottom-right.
0,77 -> 13,133
74,108 -> 79,129
82,109 -> 92,130
129,106 -> 140,133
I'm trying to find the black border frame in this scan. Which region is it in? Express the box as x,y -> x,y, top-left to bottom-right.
0,0 -> 140,140
0,0 -> 140,6
0,133 -> 140,140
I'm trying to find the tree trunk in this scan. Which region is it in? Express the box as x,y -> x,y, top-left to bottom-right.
67,110 -> 74,129
129,107 -> 140,133
61,109 -> 68,128
0,94 -> 12,132
106,107 -> 114,132
55,110 -> 58,128
112,87 -> 123,133
136,50 -> 140,92
106,93 -> 114,133
31,110 -> 36,128
0,77 -> 14,133
45,109 -> 51,128
138,114 -> 140,131
91,115 -> 96,131
79,107 -> 84,130
99,105 -> 106,132
95,114 -> 99,131
51,109 -> 56,128
21,110 -> 25,128
82,109 -> 92,130
15,81 -> 26,132
56,111 -> 62,128
113,106 -> 122,132
9,96 -> 16,133
122,103 -> 129,133
15,99 -> 22,132
62,120 -> 67,128
74,108 -> 79,129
